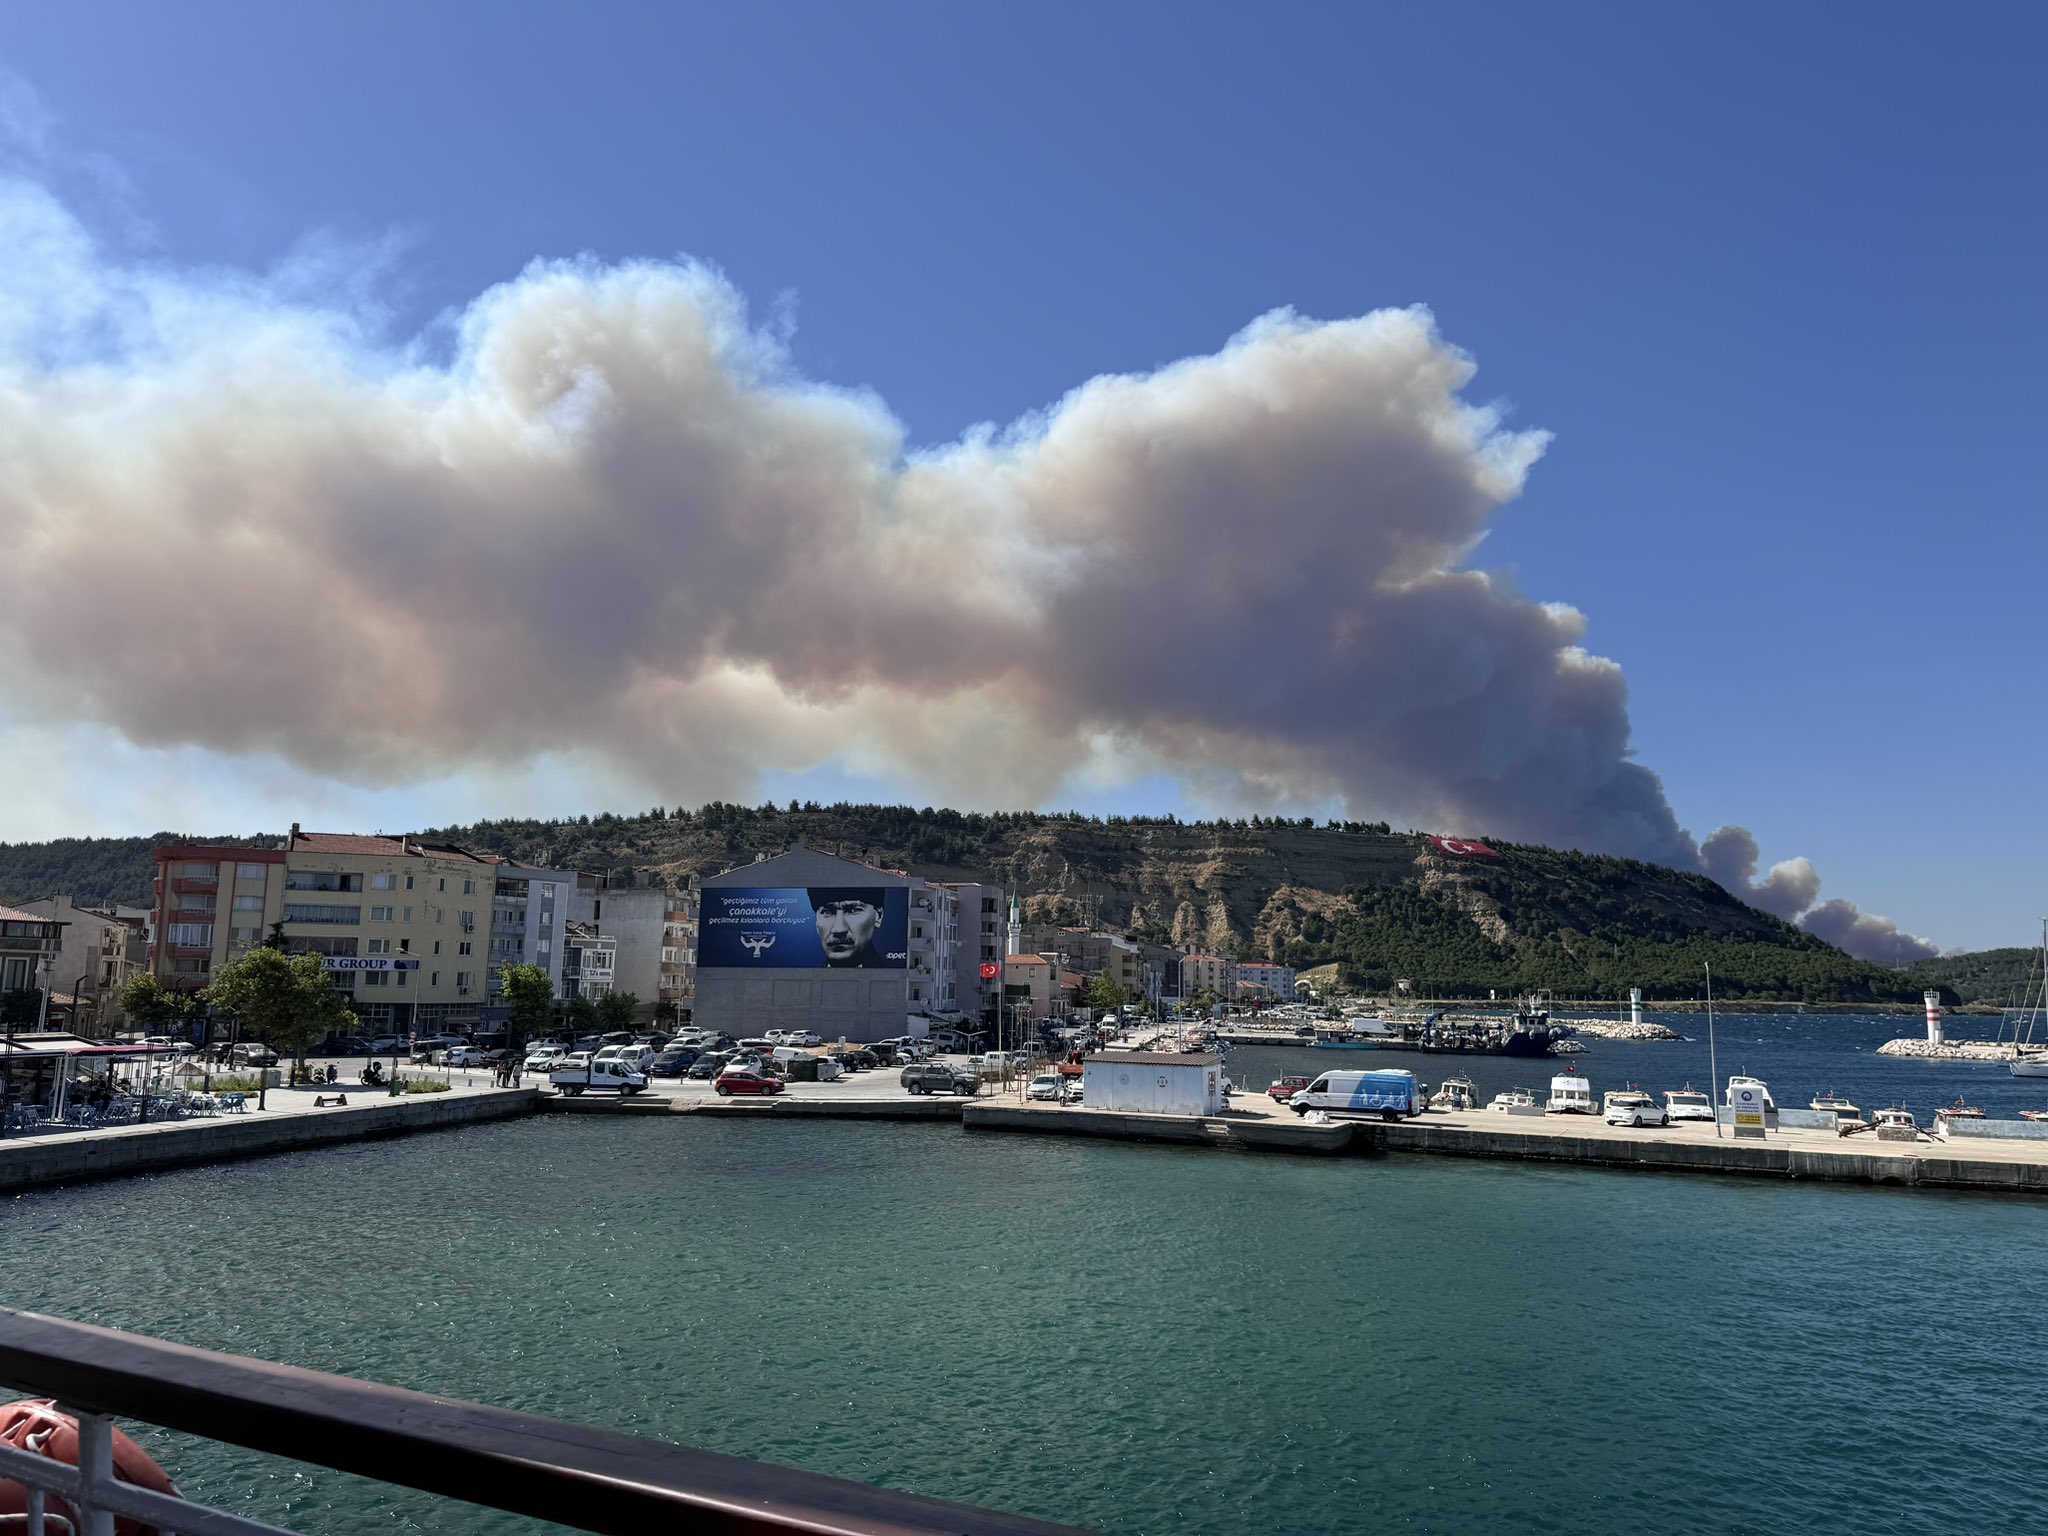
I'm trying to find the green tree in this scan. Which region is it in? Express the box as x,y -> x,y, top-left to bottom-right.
0,989 -> 42,1026
202,948 -> 354,1075
1086,975 -> 1127,1012
565,994 -> 598,1033
119,974 -> 192,1035
496,963 -> 553,1051
594,991 -> 639,1031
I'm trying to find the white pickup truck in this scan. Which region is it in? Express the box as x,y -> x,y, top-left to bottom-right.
551,1059 -> 650,1096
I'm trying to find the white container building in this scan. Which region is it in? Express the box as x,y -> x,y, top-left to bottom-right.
1081,1051 -> 1224,1117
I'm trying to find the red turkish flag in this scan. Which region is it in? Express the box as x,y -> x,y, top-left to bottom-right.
979,961 -> 1001,980
1429,836 -> 1498,858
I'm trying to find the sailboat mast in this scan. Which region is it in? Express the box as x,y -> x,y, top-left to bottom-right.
1705,961 -> 1721,1141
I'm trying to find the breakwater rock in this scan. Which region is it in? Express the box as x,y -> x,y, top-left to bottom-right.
1877,1038 -> 2020,1061
1556,1018 -> 1687,1042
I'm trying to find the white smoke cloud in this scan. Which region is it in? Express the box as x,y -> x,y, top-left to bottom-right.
0,173 -> 1931,963
1699,825 -> 1935,963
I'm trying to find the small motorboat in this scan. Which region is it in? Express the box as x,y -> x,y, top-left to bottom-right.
1487,1087 -> 1540,1115
1809,1091 -> 1865,1126
1870,1105 -> 1921,1142
1664,1084 -> 1715,1122
1546,1068 -> 1595,1114
1725,1073 -> 1776,1111
1932,1098 -> 1986,1139
1429,1075 -> 1479,1111
2020,1109 -> 2048,1123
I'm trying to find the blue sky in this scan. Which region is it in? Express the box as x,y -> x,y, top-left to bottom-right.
1,2 -> 2042,952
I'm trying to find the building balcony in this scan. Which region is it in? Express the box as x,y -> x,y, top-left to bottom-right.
172,876 -> 218,893
169,942 -> 214,957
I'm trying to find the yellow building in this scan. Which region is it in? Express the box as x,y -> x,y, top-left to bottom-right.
151,827 -> 510,1035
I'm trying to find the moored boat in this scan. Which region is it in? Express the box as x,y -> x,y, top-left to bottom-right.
1545,1068 -> 1595,1114
1932,1098 -> 1986,1138
1809,1090 -> 1865,1126
1487,1087 -> 1540,1114
1663,1084 -> 1714,1122
1871,1105 -> 1920,1142
1428,1075 -> 1478,1111
1725,1074 -> 1776,1112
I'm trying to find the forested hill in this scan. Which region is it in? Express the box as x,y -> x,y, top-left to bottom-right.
2,804 -> 1931,1003
1905,946 -> 2043,1008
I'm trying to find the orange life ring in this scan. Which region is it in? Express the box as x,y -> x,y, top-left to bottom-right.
0,1399 -> 181,1536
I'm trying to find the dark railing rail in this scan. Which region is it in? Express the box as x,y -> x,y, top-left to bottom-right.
0,1309 -> 1093,1536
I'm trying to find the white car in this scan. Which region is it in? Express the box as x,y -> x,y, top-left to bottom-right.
524,1046 -> 568,1074
1026,1073 -> 1063,1101
1061,1079 -> 1085,1105
1604,1090 -> 1668,1127
441,1045 -> 490,1067
785,1030 -> 823,1047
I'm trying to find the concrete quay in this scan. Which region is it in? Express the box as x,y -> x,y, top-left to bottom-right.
0,1083 -> 537,1196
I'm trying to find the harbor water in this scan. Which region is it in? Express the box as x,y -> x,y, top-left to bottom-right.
1228,1009 -> 2048,1121
3,1107 -> 2042,1534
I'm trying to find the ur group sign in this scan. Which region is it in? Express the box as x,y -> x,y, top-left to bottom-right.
321,957 -> 421,973
700,887 -> 909,970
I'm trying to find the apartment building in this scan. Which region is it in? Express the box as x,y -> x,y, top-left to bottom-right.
1234,960 -> 1298,1000
941,883 -> 1005,1027
1018,923 -> 1153,1003
658,889 -> 698,1016
906,882 -> 959,1020
1177,952 -> 1233,998
485,863 -> 573,1008
1,905 -> 65,1019
560,921 -> 617,1003
150,828 -> 501,1033
568,879 -> 665,1016
15,897 -> 147,1035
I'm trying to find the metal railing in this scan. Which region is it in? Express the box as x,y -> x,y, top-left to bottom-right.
0,1309 -> 1091,1536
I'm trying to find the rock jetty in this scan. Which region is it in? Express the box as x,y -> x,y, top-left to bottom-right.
1877,1038 -> 2021,1061
1555,1018 -> 1687,1043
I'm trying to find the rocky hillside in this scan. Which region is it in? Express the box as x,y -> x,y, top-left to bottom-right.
1,803 -> 1931,1003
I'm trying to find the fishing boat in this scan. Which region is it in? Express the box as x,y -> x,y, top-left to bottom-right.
1487,1087 -> 1540,1114
1428,1075 -> 1478,1111
1663,1084 -> 1715,1122
1307,1027 -> 1382,1050
2021,1110 -> 2048,1123
1932,1098 -> 1986,1138
1809,1091 -> 1865,1126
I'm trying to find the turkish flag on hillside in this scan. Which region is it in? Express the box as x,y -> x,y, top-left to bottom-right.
1429,836 -> 1498,858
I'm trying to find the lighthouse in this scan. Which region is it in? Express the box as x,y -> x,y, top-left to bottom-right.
1925,991 -> 1944,1045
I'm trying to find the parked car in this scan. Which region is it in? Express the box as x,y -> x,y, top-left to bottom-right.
1061,1079 -> 1085,1105
558,1051 -> 595,1074
714,1068 -> 785,1097
524,1045 -> 568,1074
1026,1073 -> 1063,1101
1267,1075 -> 1313,1103
1603,1090 -> 1668,1128
687,1053 -> 732,1081
784,1030 -> 822,1047
864,1041 -> 901,1066
829,1049 -> 880,1073
363,1035 -> 406,1056
648,1049 -> 698,1077
595,1044 -> 655,1072
441,1045 -> 490,1067
411,1034 -> 468,1062
598,1032 -> 636,1048
901,1063 -> 978,1096
229,1043 -> 278,1068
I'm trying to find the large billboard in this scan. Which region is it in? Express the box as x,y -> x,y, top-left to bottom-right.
699,886 -> 909,970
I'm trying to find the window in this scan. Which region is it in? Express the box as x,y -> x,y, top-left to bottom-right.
405,874 -> 414,891
370,873 -> 395,891
432,941 -> 441,955
181,862 -> 218,881
438,878 -> 445,892
403,907 -> 413,923
370,906 -> 394,923
462,879 -> 476,896
395,969 -> 408,987
283,904 -> 359,924
983,897 -> 998,912
230,927 -> 260,948
398,939 -> 411,954
432,971 -> 440,987
456,970 -> 473,990
537,938 -> 550,955
285,871 -> 362,892
458,941 -> 472,956
237,863 -> 268,882
167,922 -> 213,946
362,971 -> 389,987
460,912 -> 475,932
366,938 -> 390,955
232,895 -> 263,912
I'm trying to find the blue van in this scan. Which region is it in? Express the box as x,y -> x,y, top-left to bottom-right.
1288,1068 -> 1420,1120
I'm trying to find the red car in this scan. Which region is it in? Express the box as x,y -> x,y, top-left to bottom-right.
714,1070 -> 785,1097
1267,1075 -> 1312,1102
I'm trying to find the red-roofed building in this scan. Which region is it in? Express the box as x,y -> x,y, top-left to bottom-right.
150,824 -> 517,1035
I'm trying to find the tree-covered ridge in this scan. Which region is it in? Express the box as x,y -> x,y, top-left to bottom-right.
1905,945 -> 2044,1007
0,803 -> 1946,1003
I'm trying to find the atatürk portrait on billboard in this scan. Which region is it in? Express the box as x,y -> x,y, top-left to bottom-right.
808,887 -> 888,967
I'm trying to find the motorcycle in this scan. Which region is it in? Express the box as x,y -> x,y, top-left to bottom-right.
359,1062 -> 386,1087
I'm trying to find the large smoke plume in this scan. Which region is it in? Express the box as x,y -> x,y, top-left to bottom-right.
0,177 -> 1934,962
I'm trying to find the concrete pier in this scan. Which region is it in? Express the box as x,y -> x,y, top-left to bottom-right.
0,1085 -> 538,1196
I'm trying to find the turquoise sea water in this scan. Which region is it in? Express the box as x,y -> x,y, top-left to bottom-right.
3,1099 -> 2044,1534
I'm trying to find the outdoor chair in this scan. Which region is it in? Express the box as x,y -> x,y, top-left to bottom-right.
219,1093 -> 248,1113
